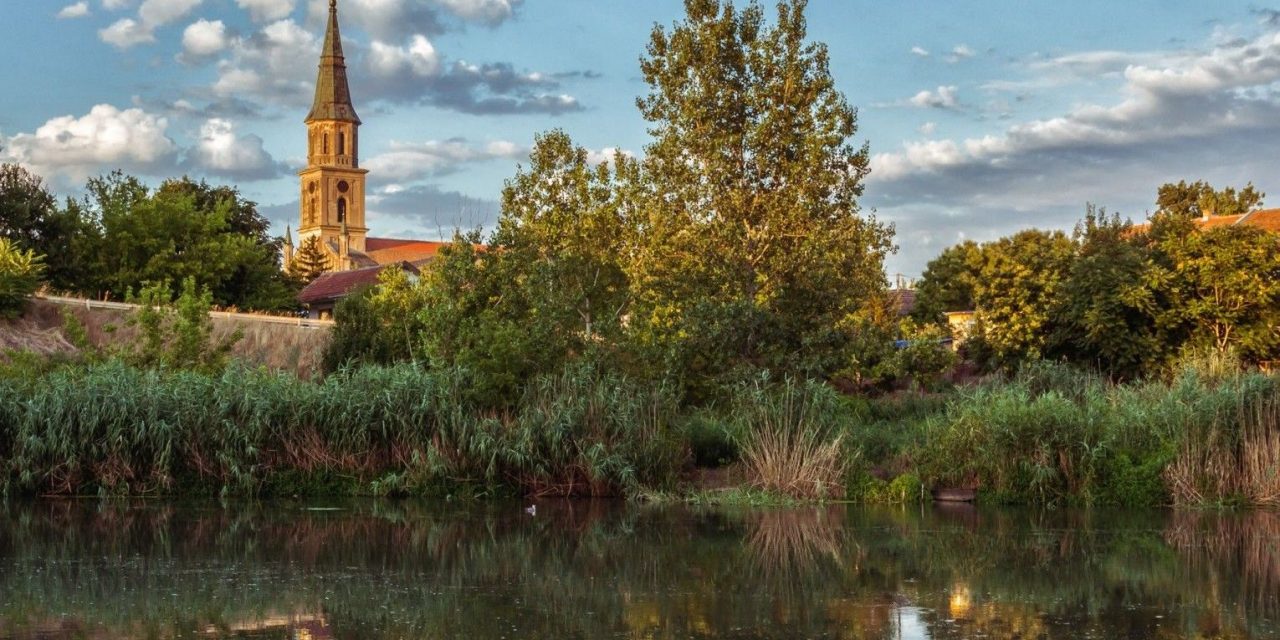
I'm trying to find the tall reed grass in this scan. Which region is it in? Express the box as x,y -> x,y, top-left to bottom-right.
732,377 -> 848,500
0,360 -> 682,497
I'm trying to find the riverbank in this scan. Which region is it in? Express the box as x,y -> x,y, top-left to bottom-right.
1,358 -> 1276,506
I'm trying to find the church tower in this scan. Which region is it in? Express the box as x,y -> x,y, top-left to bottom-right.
298,0 -> 367,270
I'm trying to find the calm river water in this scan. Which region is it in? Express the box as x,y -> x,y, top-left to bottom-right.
0,500 -> 1276,639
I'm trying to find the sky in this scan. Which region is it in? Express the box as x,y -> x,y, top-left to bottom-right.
3,1 -> 1280,278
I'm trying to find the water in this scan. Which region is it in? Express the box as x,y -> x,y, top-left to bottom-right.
0,500 -> 1276,639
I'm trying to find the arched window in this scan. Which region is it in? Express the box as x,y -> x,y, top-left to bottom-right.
338,132 -> 345,156
337,197 -> 347,223
323,133 -> 329,155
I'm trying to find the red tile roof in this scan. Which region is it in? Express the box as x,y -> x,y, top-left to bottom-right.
1130,208 -> 1280,235
297,261 -> 419,305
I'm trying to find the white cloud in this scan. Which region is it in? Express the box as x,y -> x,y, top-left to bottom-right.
918,121 -> 937,135
0,105 -> 177,184
184,118 -> 281,180
99,0 -> 203,49
99,18 -> 154,48
368,35 -> 440,78
138,0 -> 201,28
908,85 -> 959,109
585,147 -> 635,166
910,46 -> 929,58
237,0 -> 295,22
57,2 -> 90,19
182,19 -> 228,59
434,0 -> 522,25
946,44 -> 975,63
364,138 -> 526,183
101,0 -> 131,10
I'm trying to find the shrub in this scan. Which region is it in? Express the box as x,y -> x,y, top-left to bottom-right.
0,238 -> 43,318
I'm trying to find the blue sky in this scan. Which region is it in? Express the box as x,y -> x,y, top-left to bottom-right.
3,1 -> 1280,277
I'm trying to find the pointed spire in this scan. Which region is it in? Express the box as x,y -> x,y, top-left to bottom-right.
284,225 -> 293,246
306,0 -> 361,124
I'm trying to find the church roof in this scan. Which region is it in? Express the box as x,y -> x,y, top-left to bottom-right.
306,0 -> 361,124
364,237 -> 452,264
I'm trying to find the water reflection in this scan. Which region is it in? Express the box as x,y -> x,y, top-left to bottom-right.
0,500 -> 1275,639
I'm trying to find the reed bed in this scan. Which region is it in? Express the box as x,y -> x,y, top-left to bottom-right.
732,377 -> 848,500
0,360 -> 683,497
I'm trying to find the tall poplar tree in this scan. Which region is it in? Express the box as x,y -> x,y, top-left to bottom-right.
629,0 -> 894,386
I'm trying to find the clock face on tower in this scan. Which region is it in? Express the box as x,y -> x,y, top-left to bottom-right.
337,181 -> 349,194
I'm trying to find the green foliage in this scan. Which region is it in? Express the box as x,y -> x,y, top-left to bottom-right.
0,237 -> 43,318
873,320 -> 957,390
911,240 -> 983,324
969,229 -> 1075,371
124,277 -> 241,374
0,164 -> 88,291
1155,179 -> 1263,220
290,235 -> 330,284
629,0 -> 894,391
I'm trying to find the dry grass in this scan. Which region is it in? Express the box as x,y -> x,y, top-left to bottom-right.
5,299 -> 329,378
1165,394 -> 1280,507
735,378 -> 848,500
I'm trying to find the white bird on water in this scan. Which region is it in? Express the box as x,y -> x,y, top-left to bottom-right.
525,504 -> 536,516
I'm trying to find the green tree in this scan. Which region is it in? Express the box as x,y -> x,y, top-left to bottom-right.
125,277 -> 240,373
629,0 -> 894,391
1155,180 -> 1263,221
0,237 -> 43,318
290,236 -> 331,284
83,172 -> 296,311
0,164 -> 89,291
971,229 -> 1075,371
1148,224 -> 1280,362
911,240 -> 983,324
1051,206 -> 1159,378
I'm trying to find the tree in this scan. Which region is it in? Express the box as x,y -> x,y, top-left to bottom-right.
82,172 -> 296,311
970,229 -> 1074,370
911,240 -> 983,324
629,0 -> 894,391
0,237 -> 43,318
1155,180 -> 1263,221
495,130 -> 634,350
1148,224 -> 1280,362
125,277 -> 240,373
0,164 -> 88,291
290,236 -> 330,284
1051,206 -> 1159,378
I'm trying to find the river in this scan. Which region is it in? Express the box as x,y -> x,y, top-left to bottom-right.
0,500 -> 1275,638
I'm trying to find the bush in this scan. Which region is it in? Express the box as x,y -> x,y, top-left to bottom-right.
0,238 -> 43,318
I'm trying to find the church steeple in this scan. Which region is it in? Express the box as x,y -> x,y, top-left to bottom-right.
297,0 -> 368,272
307,0 -> 360,124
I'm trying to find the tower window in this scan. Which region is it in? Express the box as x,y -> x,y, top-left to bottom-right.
323,133 -> 329,155
337,197 -> 347,223
338,132 -> 345,156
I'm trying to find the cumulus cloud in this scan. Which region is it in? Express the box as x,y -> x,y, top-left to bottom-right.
0,105 -> 177,184
908,85 -> 959,109
183,118 -> 283,180
910,46 -> 929,58
363,138 -> 526,184
434,0 -> 522,25
99,0 -> 203,49
304,0 -> 522,39
57,2 -> 90,19
212,19 -> 317,106
237,0 -> 295,22
368,35 -> 440,77
181,19 -> 229,61
102,0 -> 132,10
